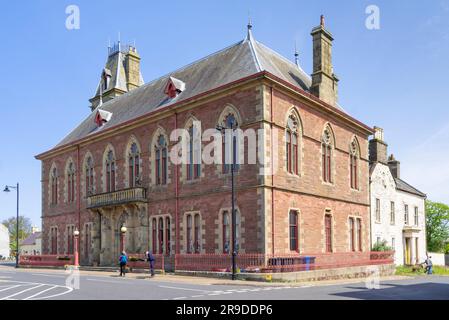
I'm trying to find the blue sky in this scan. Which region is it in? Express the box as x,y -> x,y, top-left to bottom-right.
0,0 -> 448,227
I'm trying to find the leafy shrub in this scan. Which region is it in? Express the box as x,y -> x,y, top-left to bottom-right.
372,239 -> 392,252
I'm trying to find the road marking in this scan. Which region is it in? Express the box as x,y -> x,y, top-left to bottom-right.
173,296 -> 187,300
86,278 -> 131,284
32,287 -> 74,300
159,285 -> 212,293
32,274 -> 66,278
0,285 -> 21,292
23,286 -> 59,300
191,295 -> 204,298
0,284 -> 46,300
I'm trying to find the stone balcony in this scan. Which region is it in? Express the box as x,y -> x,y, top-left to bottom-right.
87,187 -> 147,209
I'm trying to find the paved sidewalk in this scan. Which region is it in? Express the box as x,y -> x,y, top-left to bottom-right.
0,264 -> 409,287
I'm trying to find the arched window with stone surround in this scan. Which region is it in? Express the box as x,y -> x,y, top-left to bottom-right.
186,214 -> 193,253
187,125 -> 201,181
158,217 -> 164,254
221,113 -> 240,174
152,218 -> 157,254
128,142 -> 140,188
321,125 -> 334,183
85,156 -> 94,196
286,112 -> 300,175
222,211 -> 230,254
105,150 -> 116,192
155,135 -> 168,185
349,138 -> 360,190
194,214 -> 201,253
165,217 -> 171,254
50,167 -> 58,205
67,162 -> 75,203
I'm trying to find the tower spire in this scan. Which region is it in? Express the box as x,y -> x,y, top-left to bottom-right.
294,41 -> 299,67
246,15 -> 253,40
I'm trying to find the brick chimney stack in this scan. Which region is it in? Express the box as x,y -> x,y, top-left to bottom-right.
388,154 -> 401,179
310,15 -> 339,106
369,126 -> 388,164
125,46 -> 141,91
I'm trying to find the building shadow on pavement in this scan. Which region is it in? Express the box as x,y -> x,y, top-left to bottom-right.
332,281 -> 449,300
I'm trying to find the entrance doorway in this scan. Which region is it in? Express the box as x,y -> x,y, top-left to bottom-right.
404,238 -> 411,265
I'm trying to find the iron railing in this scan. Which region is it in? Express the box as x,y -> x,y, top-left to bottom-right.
87,187 -> 147,208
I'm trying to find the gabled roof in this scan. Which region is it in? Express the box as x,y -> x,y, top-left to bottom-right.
21,232 -> 42,246
53,33 -> 314,149
394,178 -> 427,198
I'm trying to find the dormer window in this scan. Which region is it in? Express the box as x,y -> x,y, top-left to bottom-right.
95,109 -> 113,127
164,76 -> 186,98
102,69 -> 112,91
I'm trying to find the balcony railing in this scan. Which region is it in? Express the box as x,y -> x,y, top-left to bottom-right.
87,187 -> 147,209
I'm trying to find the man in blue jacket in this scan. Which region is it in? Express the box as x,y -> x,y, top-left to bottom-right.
146,251 -> 155,277
119,251 -> 128,277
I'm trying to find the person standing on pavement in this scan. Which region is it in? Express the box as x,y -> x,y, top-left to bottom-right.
146,251 -> 155,277
119,251 -> 128,277
425,255 -> 433,275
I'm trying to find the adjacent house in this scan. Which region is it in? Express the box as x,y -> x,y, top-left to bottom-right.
0,224 -> 10,259
20,227 -> 42,256
369,127 -> 427,265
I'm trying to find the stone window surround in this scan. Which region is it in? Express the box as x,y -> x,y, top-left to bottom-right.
320,124 -> 336,186
283,107 -> 304,178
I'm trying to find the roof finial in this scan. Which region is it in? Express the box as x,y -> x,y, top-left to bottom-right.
246,14 -> 254,41
294,41 -> 299,67
320,14 -> 325,28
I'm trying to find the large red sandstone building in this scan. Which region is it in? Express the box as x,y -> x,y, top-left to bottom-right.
36,19 -> 373,267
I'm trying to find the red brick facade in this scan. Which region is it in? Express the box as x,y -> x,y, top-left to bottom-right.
37,76 -> 372,266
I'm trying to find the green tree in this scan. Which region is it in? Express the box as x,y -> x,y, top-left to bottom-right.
1,216 -> 32,255
426,200 -> 449,253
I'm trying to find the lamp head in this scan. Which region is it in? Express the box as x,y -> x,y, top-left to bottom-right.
73,230 -> 80,236
3,186 -> 10,192
120,226 -> 127,233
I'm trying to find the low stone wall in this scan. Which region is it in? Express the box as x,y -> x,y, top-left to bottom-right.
175,263 -> 396,283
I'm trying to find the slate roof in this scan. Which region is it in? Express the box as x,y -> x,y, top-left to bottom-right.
394,178 -> 427,198
21,232 -> 42,246
53,29 -> 319,148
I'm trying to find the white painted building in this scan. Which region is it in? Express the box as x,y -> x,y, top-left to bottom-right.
369,128 -> 427,265
0,224 -> 10,259
20,227 -> 42,256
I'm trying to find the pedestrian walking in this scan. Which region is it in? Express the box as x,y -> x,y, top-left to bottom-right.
146,251 -> 155,277
425,255 -> 433,275
119,251 -> 128,277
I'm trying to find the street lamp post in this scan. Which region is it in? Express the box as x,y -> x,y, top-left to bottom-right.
120,226 -> 127,253
3,183 -> 19,268
73,229 -> 80,267
216,122 -> 238,280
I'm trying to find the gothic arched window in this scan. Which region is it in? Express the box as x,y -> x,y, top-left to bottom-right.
85,156 -> 94,196
67,162 -> 75,203
349,139 -> 359,190
128,142 -> 140,188
106,150 -> 116,192
187,125 -> 201,181
51,167 -> 58,205
286,114 -> 299,175
322,127 -> 334,183
155,135 -> 168,185
222,113 -> 240,174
